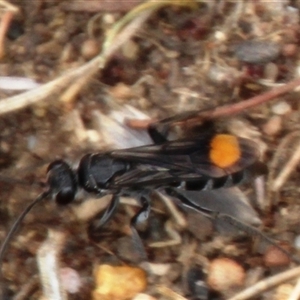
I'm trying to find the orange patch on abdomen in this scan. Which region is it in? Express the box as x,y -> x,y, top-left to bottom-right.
209,134 -> 241,168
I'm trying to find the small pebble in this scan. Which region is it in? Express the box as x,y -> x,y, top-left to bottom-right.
264,245 -> 291,267
36,41 -> 63,57
271,101 -> 292,115
207,258 -> 245,293
286,6 -> 300,25
141,262 -> 171,276
0,141 -> 10,153
60,267 -> 82,294
122,39 -> 139,60
6,19 -> 25,40
263,63 -> 278,82
115,236 -> 144,263
53,28 -> 70,44
274,283 -> 293,300
186,212 -> 213,241
262,115 -> 282,136
294,235 -> 300,250
109,82 -> 133,100
103,13 -> 115,25
133,293 -> 156,300
235,40 -> 280,64
208,65 -> 239,87
33,23 -> 52,44
27,134 -> 50,158
187,267 -> 209,300
214,31 -> 227,42
282,43 -> 297,57
86,129 -> 101,144
81,39 -> 100,59
60,43 -> 75,62
32,106 -> 47,118
92,264 -> 147,300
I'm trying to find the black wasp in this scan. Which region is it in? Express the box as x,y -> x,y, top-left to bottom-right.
0,110 -> 298,268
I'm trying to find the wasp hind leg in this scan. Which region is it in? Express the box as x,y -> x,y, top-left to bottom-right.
165,188 -> 300,264
147,123 -> 169,144
147,110 -> 206,144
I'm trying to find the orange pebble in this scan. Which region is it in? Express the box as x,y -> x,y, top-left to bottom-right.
93,265 -> 147,300
264,245 -> 291,267
207,258 -> 245,292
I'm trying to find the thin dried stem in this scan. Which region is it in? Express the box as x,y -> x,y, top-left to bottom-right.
13,275 -> 39,300
266,131 -> 300,209
0,58 -> 100,115
0,10 -> 13,58
155,191 -> 187,227
272,139 -> 300,192
37,229 -> 67,300
0,0 -> 177,115
288,277 -> 300,300
203,77 -> 300,119
228,266 -> 300,300
61,8 -> 153,103
0,0 -> 19,12
157,285 -> 188,300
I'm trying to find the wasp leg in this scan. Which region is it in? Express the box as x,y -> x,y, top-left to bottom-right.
165,187 -> 300,264
90,195 -> 119,229
148,110 -> 204,144
164,187 -> 213,217
130,195 -> 151,261
217,214 -> 300,264
147,123 -> 169,144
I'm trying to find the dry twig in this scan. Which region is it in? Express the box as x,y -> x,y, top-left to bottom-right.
288,276 -> 300,300
12,275 -> 39,300
228,266 -> 300,300
157,285 -> 188,300
37,229 -> 67,300
0,0 -> 192,115
266,131 -> 300,208
0,10 -> 13,58
272,139 -> 300,192
201,77 -> 300,120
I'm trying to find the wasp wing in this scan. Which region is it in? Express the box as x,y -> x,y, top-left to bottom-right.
111,135 -> 259,179
111,167 -> 210,189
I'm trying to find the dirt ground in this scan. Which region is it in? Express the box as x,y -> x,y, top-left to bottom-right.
1,1 -> 300,299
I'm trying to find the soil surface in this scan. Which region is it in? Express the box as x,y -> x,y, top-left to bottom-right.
1,1 -> 300,299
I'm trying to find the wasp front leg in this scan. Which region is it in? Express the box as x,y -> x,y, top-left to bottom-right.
88,194 -> 120,235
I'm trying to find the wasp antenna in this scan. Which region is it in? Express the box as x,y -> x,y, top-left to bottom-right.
218,214 -> 300,265
0,190 -> 51,266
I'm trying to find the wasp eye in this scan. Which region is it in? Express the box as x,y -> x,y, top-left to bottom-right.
55,188 -> 76,205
